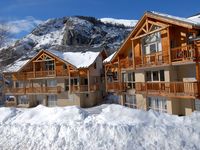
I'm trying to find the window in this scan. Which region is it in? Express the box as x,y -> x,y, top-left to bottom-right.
47,79 -> 57,87
146,70 -> 165,82
45,60 -> 54,71
86,94 -> 89,98
113,72 -> 118,80
47,95 -> 57,107
63,64 -> 67,69
125,95 -> 137,108
16,81 -> 24,88
71,78 -> 78,85
36,95 -> 44,105
160,70 -> 165,81
149,43 -> 157,53
146,71 -> 152,81
128,50 -> 132,59
94,63 -> 97,69
84,78 -> 88,85
148,97 -> 167,113
18,95 -> 29,105
195,99 -> 200,111
142,31 -> 162,55
152,71 -> 159,81
65,79 -> 69,91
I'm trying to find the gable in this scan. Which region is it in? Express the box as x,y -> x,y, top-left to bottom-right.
111,11 -> 200,62
19,50 -> 77,73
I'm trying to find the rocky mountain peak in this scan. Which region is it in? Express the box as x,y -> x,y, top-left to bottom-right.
0,16 -> 134,69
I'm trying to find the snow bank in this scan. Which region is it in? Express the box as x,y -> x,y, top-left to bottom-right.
0,104 -> 200,150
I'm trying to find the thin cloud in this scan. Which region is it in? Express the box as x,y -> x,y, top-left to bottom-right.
7,16 -> 43,34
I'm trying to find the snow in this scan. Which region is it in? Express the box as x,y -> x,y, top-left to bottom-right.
188,14 -> 200,24
0,104 -> 200,149
151,11 -> 200,26
103,51 -> 116,63
100,18 -> 138,27
48,50 -> 100,68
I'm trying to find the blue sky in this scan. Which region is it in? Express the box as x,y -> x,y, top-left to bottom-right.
0,0 -> 200,38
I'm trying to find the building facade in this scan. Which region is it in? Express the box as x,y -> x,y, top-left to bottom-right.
105,11 -> 200,115
3,49 -> 106,108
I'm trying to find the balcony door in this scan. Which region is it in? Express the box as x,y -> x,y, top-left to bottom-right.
146,70 -> 165,82
47,95 -> 57,107
45,60 -> 55,76
141,29 -> 162,55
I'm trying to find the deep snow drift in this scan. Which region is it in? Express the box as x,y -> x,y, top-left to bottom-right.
0,104 -> 200,150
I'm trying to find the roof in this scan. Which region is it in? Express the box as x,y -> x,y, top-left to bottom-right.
3,58 -> 31,73
149,11 -> 200,27
103,52 -> 116,64
47,50 -> 100,68
4,49 -> 101,73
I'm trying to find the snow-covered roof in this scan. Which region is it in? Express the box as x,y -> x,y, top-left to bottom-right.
150,11 -> 200,26
4,58 -> 30,73
103,52 -> 116,64
3,49 -> 100,73
47,50 -> 100,68
100,18 -> 138,27
188,14 -> 200,24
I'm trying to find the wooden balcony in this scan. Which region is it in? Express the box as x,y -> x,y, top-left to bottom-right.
107,82 -> 125,92
135,81 -> 199,98
120,58 -> 133,69
70,84 -> 99,93
135,52 -> 169,68
4,86 -> 62,95
13,69 -> 68,80
171,44 -> 195,63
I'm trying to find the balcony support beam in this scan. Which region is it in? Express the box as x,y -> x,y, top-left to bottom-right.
167,27 -> 172,65
131,25 -> 169,41
131,40 -> 136,70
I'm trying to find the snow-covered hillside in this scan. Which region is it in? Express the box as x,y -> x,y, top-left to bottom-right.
0,104 -> 199,150
100,18 -> 138,27
0,16 -> 134,69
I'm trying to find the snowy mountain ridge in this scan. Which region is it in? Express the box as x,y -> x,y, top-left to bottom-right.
100,18 -> 138,27
0,16 -> 134,68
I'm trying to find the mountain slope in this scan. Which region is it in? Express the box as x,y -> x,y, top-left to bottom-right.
0,16 -> 134,69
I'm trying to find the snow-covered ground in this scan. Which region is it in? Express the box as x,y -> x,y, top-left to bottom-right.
0,104 -> 200,150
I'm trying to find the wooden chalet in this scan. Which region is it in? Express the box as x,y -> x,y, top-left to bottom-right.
104,11 -> 200,115
3,49 -> 106,108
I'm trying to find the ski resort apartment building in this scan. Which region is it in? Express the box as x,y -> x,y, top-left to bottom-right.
104,11 -> 200,116
3,49 -> 106,108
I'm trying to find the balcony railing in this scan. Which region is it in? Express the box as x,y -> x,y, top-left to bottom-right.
120,58 -> 133,68
135,52 -> 169,68
4,86 -> 62,94
135,81 -> 199,98
171,44 -> 195,62
107,82 -> 125,92
70,84 -> 99,93
13,69 -> 68,80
